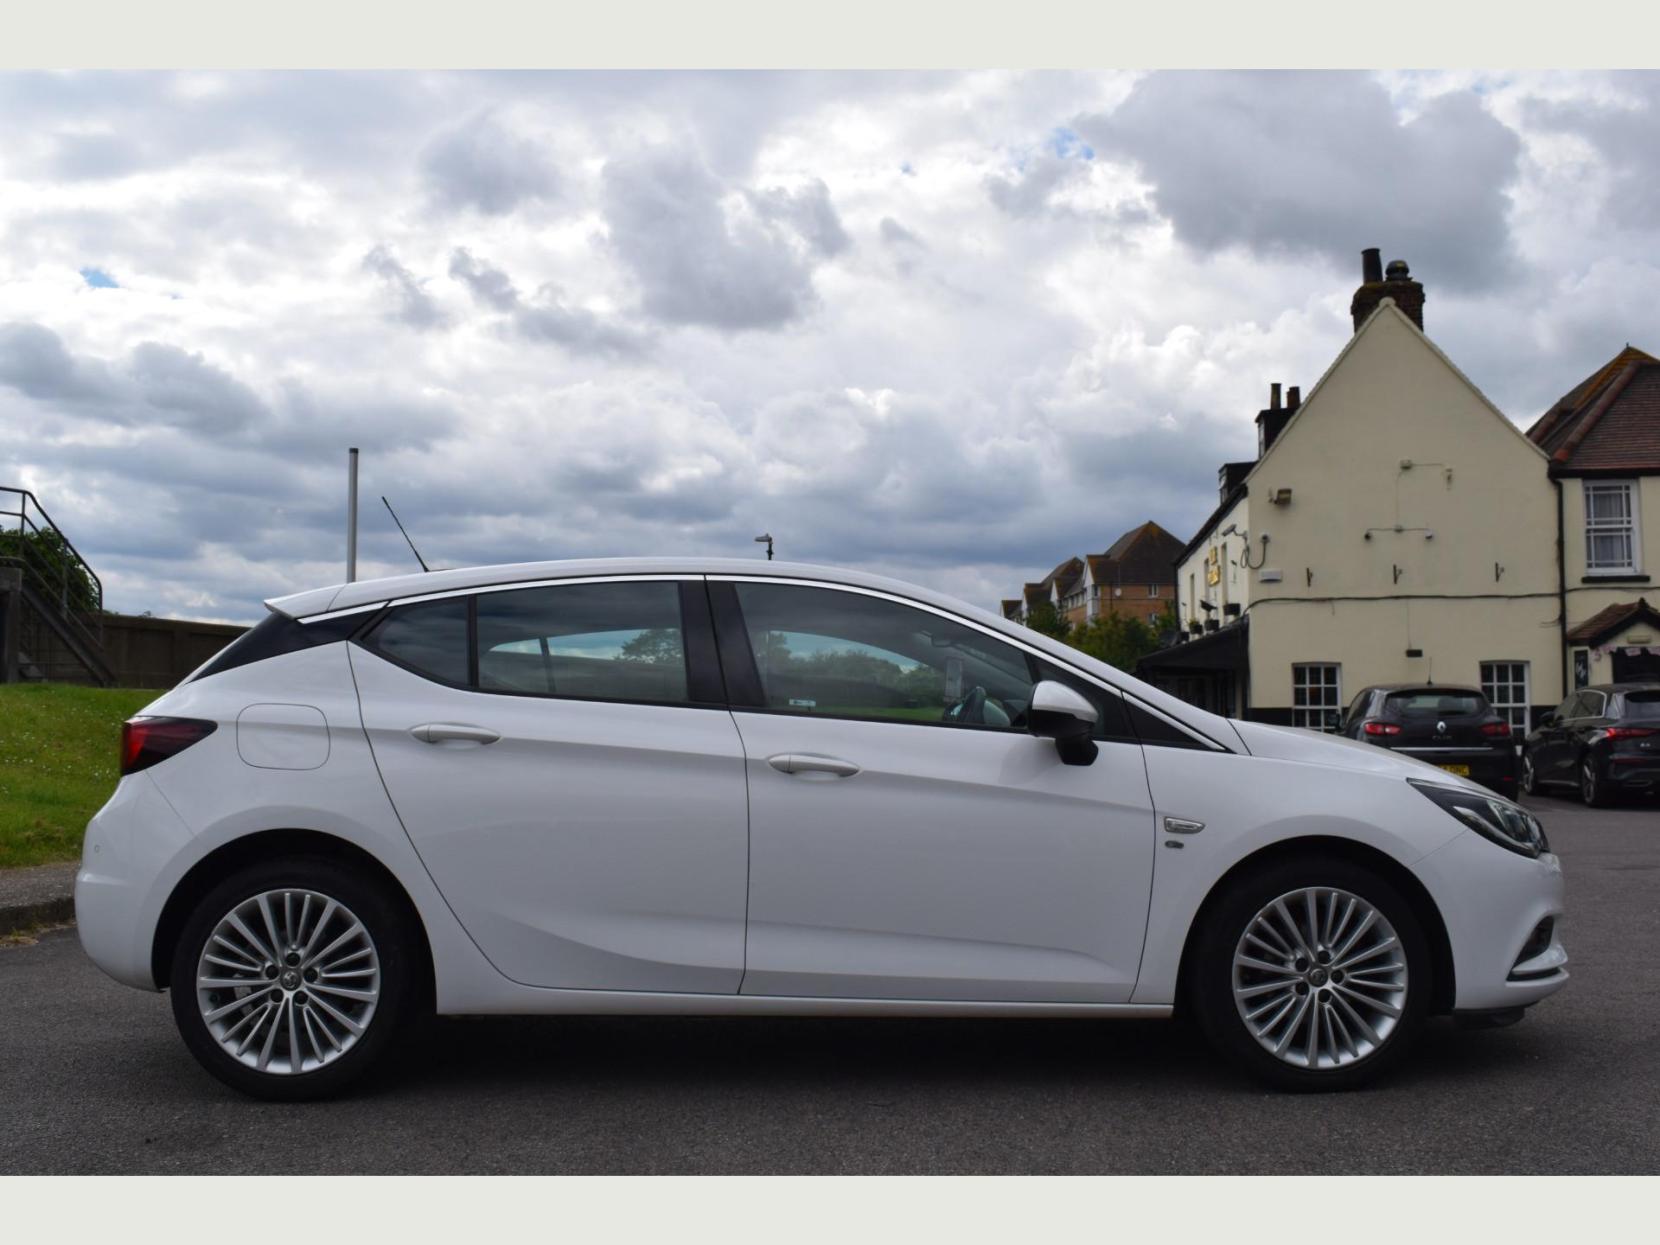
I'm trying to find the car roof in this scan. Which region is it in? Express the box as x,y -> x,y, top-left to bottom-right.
268,557 -> 981,619
263,555 -> 1241,748
1586,683 -> 1660,694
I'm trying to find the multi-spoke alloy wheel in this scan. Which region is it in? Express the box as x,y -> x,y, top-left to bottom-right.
172,859 -> 414,1100
1231,887 -> 1408,1071
1193,858 -> 1428,1091
195,889 -> 381,1075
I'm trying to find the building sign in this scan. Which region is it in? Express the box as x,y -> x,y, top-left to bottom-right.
1205,547 -> 1221,587
1573,648 -> 1590,690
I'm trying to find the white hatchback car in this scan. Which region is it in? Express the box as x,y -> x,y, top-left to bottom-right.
77,558 -> 1568,1098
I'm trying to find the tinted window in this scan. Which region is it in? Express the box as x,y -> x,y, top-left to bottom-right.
365,597 -> 469,685
192,609 -> 365,681
1033,659 -> 1134,741
1624,692 -> 1660,721
1384,690 -> 1487,717
476,581 -> 689,704
734,583 -> 1035,729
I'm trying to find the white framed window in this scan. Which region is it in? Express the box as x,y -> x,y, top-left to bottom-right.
1481,660 -> 1531,734
1148,584 -> 1160,597
1292,663 -> 1342,732
1585,481 -> 1640,574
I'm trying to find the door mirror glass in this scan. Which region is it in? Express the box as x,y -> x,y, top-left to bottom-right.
1028,680 -> 1099,766
1536,710 -> 1557,728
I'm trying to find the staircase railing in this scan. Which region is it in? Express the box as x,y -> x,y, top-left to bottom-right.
0,486 -> 108,667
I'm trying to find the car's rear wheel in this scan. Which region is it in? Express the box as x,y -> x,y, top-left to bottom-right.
1520,750 -> 1539,796
1190,856 -> 1431,1092
1580,756 -> 1611,807
169,857 -> 417,1101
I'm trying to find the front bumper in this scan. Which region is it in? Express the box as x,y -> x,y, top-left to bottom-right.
74,773 -> 194,991
1414,827 -> 1568,1011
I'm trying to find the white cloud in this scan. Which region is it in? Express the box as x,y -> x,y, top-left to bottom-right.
0,69 -> 1656,622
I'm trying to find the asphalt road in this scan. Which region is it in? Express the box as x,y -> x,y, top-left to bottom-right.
4,796 -> 1657,1174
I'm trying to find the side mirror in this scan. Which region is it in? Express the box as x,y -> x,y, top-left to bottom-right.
1028,680 -> 1099,766
1537,711 -> 1557,728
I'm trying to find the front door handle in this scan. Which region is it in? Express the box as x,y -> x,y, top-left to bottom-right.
410,723 -> 501,745
767,753 -> 861,777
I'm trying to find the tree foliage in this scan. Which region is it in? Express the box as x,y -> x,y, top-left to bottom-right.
0,527 -> 101,615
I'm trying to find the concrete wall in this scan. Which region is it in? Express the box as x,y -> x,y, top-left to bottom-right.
100,613 -> 247,689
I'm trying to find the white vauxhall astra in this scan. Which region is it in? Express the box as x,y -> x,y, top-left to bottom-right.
75,559 -> 1568,1099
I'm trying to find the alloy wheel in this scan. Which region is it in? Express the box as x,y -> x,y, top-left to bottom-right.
194,888 -> 381,1075
1231,886 -> 1409,1071
1581,760 -> 1598,805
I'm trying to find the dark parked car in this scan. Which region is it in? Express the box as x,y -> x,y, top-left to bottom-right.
1340,684 -> 1516,796
1522,684 -> 1660,806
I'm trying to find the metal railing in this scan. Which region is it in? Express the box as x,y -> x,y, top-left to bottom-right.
1,486 -> 107,664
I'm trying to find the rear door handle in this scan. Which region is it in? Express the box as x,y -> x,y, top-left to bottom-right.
767,753 -> 860,778
410,723 -> 501,745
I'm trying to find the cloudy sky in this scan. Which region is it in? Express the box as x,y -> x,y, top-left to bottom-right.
2,69 -> 1657,622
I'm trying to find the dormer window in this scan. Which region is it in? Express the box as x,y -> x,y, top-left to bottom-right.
1585,481 -> 1641,574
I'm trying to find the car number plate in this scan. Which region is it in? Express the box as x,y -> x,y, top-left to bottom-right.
1437,764 -> 1471,777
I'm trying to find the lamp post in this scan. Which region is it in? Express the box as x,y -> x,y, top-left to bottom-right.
754,533 -> 774,561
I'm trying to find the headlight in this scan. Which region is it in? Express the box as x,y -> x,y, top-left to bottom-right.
1408,779 -> 1549,858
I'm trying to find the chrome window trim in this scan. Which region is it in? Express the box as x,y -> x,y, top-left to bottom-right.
709,573 -> 1232,753
300,573 -> 702,622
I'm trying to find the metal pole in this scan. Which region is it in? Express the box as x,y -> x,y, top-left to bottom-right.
347,447 -> 359,583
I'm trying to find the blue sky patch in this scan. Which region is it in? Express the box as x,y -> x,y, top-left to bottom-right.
80,267 -> 119,289
1049,127 -> 1095,161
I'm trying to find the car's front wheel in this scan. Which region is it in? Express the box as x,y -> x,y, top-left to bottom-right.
169,857 -> 418,1101
1190,856 -> 1431,1092
1520,750 -> 1539,796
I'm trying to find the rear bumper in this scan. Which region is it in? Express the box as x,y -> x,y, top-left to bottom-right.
1605,755 -> 1660,789
74,773 -> 193,992
1415,829 -> 1568,1012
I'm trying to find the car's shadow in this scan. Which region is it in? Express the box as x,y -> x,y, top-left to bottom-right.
373,1009 -> 1556,1101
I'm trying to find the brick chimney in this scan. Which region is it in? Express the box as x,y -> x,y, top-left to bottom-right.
1350,248 -> 1425,332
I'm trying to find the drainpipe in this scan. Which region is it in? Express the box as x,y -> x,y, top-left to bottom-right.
1555,474 -> 1568,698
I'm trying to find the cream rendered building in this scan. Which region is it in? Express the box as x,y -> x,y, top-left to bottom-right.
1144,253 -> 1563,731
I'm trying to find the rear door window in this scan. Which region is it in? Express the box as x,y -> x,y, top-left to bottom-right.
475,581 -> 691,705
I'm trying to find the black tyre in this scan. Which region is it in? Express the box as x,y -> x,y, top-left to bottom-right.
1190,855 -> 1432,1092
1520,750 -> 1539,797
1580,755 -> 1612,807
169,856 -> 418,1101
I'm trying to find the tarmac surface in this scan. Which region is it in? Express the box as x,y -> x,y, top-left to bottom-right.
3,794 -> 1656,1174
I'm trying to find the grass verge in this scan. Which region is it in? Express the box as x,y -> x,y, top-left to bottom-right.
0,683 -> 156,868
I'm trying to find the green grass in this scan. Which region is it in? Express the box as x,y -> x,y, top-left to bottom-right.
0,683 -> 157,868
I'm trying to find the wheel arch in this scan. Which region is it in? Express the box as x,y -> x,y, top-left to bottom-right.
1172,834 -> 1456,1016
150,827 -> 435,1006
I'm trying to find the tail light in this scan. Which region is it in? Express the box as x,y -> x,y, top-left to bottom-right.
1481,722 -> 1512,738
1598,726 -> 1657,742
1362,720 -> 1401,736
121,717 -> 218,775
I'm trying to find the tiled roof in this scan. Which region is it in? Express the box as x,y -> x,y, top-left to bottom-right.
1099,521 -> 1184,585
1565,597 -> 1660,646
1528,345 -> 1660,473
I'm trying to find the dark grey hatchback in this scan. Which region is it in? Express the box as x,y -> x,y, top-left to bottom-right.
1522,684 -> 1660,806
1340,684 -> 1517,797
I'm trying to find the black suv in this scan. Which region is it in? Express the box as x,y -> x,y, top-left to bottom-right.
1522,684 -> 1660,806
1340,684 -> 1516,796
